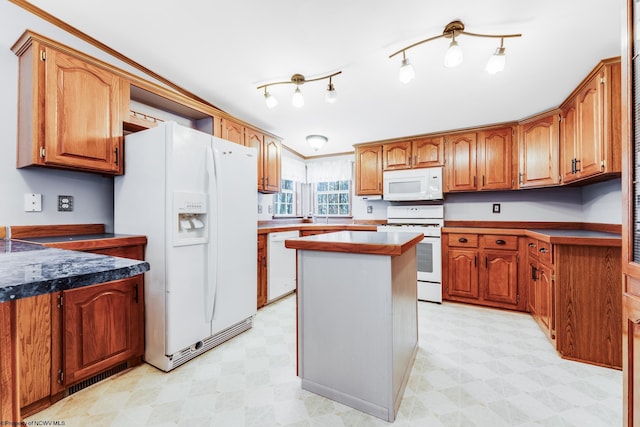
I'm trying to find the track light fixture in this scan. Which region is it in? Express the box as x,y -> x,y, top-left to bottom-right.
257,71 -> 342,108
389,20 -> 521,82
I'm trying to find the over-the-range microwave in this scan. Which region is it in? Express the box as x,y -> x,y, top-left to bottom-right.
383,167 -> 443,201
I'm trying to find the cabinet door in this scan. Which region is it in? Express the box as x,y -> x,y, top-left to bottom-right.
576,71 -> 604,178
17,294 -> 51,410
527,259 -> 537,314
446,132 -> 477,192
478,127 -> 514,190
355,145 -> 383,195
43,47 -> 126,174
518,114 -> 560,188
262,136 -> 281,193
481,251 -> 519,306
246,128 -> 265,190
413,136 -> 444,168
446,249 -> 479,299
560,100 -> 579,183
220,118 -> 245,145
383,141 -> 412,170
63,277 -> 143,386
537,263 -> 554,339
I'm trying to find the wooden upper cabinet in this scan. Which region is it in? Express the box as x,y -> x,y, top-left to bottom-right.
355,145 -> 383,195
382,137 -> 444,171
13,39 -> 128,175
560,58 -> 621,184
445,132 -> 477,192
234,126 -> 280,193
246,128 -> 264,189
413,136 -> 444,168
219,117 -> 245,145
383,141 -> 412,170
262,135 -> 281,193
518,112 -> 560,188
560,99 -> 578,183
478,127 -> 515,191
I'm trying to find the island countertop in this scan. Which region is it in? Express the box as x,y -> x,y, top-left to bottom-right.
0,239 -> 150,303
284,230 -> 423,256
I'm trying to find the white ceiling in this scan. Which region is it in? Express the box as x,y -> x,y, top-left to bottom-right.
27,0 -> 623,157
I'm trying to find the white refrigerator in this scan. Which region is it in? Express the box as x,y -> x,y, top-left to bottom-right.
114,121 -> 257,371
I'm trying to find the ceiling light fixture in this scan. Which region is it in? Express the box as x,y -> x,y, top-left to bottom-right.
257,71 -> 342,108
389,20 -> 521,81
306,134 -> 328,151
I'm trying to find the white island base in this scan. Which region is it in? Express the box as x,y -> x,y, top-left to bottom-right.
292,232 -> 420,422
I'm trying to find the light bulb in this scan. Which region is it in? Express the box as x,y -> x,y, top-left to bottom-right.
486,47 -> 506,74
444,39 -> 463,68
264,90 -> 278,109
398,57 -> 415,84
291,87 -> 304,108
325,83 -> 337,104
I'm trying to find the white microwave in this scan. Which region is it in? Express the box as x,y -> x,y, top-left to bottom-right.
383,167 -> 443,201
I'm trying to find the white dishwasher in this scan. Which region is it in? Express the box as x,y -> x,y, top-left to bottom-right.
268,230 -> 299,302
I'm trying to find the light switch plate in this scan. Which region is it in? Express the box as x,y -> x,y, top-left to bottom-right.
492,203 -> 501,214
24,193 -> 42,212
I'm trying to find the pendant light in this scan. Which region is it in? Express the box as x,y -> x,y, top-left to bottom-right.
485,39 -> 507,74
443,34 -> 463,68
291,86 -> 304,108
398,51 -> 415,84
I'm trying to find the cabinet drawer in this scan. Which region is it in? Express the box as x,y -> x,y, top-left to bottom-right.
537,241 -> 553,265
480,235 -> 518,250
448,234 -> 479,248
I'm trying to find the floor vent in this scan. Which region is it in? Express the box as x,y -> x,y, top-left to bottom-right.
169,317 -> 254,370
67,362 -> 129,396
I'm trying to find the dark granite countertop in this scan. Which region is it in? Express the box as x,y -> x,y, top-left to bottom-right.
0,239 -> 150,303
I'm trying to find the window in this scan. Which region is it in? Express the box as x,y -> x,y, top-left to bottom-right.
315,180 -> 351,216
274,179 -> 295,216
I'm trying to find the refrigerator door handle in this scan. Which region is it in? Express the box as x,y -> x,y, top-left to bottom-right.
205,144 -> 220,323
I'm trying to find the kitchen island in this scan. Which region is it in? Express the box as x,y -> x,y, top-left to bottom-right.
285,230 -> 422,422
0,239 -> 149,423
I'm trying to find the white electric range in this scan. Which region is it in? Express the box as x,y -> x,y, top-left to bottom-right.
377,205 -> 443,303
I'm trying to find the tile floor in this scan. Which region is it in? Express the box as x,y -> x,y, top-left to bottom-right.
26,294 -> 622,426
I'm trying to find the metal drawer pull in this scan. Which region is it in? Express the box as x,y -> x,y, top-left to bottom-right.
539,248 -> 548,254
528,242 -> 536,248
495,239 -> 506,245
458,237 -> 468,243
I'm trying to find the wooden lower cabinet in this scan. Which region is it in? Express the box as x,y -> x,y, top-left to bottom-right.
257,234 -> 267,309
527,237 -> 622,368
16,237 -> 146,417
554,244 -> 621,368
527,239 -> 556,343
62,276 -> 144,386
444,233 -> 524,311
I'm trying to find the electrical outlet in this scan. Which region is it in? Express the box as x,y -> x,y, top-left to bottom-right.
58,195 -> 73,212
367,205 -> 373,214
268,205 -> 272,214
492,203 -> 501,214
24,193 -> 42,212
258,204 -> 263,214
